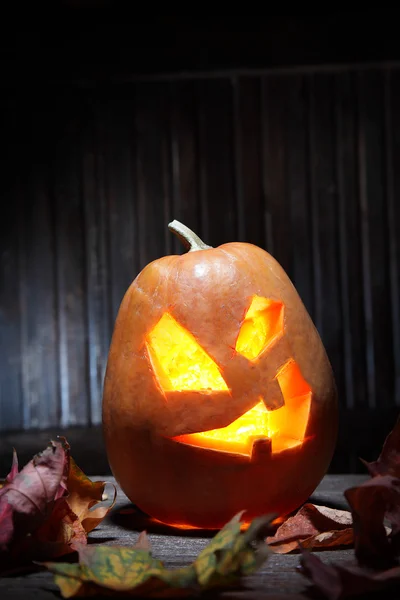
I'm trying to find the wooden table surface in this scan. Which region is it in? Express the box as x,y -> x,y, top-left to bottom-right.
1,474 -> 397,599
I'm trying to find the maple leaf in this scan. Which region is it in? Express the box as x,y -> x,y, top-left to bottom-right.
41,512 -> 274,597
266,503 -> 353,554
0,438 -> 116,573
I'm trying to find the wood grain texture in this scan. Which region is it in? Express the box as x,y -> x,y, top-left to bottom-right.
0,474 -> 369,600
1,66 -> 400,474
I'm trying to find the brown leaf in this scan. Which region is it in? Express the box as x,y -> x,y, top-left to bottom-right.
299,547 -> 400,600
266,504 -> 353,554
344,474 -> 400,568
133,530 -> 152,551
0,438 -> 115,573
65,455 -> 117,534
362,413 -> 400,479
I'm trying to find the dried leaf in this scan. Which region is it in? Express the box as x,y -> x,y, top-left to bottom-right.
266,504 -> 353,554
66,455 -> 116,534
344,474 -> 400,568
0,440 -> 67,552
41,512 -> 273,597
362,413 -> 400,479
299,547 -> 400,600
0,438 -> 116,573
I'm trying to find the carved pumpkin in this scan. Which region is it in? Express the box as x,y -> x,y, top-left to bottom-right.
102,221 -> 338,529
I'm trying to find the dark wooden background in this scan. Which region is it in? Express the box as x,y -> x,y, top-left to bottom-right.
1,14 -> 400,475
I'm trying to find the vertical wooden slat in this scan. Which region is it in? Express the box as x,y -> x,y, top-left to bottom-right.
307,74 -> 323,332
306,73 -> 344,405
18,124 -> 59,429
334,74 -> 355,409
196,83 -> 210,244
384,69 -> 400,406
168,83 -> 182,254
284,75 -> 314,315
82,90 -> 111,426
357,70 -> 393,409
195,79 -> 236,247
234,77 -> 265,248
356,71 -> 375,409
260,76 -> 291,272
0,92 -> 23,430
101,85 -> 138,322
335,72 -> 368,410
52,88 -> 88,427
168,81 -> 202,251
260,78 -> 274,254
232,76 -> 245,242
134,82 -> 173,268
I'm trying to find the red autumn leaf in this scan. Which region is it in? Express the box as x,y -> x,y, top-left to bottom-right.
344,474 -> 400,568
0,438 -> 116,573
266,504 -> 353,554
362,413 -> 400,479
0,440 -> 67,552
299,547 -> 400,600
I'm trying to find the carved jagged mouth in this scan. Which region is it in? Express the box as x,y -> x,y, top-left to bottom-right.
173,392 -> 312,458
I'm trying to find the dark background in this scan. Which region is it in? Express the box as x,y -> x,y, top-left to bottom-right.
1,10 -> 400,475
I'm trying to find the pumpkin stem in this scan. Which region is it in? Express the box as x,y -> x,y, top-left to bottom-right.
168,220 -> 212,252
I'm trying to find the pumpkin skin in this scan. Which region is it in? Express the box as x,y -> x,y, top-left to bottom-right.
102,221 -> 338,529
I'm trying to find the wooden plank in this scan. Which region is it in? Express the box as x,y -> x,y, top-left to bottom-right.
358,70 -> 393,409
307,74 -> 344,410
307,74 -> 323,332
98,85 -> 139,322
260,76 -> 291,276
385,69 -> 400,406
234,77 -> 265,247
334,74 -> 355,410
134,82 -> 173,267
16,94 -> 59,429
167,81 -> 202,253
0,475 -> 378,600
284,75 -> 314,317
81,90 -> 112,425
196,78 -> 236,247
0,92 -> 22,431
51,87 -> 89,427
334,72 -> 368,411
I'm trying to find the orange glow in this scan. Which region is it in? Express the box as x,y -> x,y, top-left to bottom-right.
146,312 -> 228,392
174,359 -> 311,456
236,296 -> 284,360
146,301 -> 311,457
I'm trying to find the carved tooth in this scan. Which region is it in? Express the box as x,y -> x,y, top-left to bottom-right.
251,436 -> 272,461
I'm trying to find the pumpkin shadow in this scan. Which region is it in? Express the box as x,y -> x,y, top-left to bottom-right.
109,503 -> 217,538
308,493 -> 349,511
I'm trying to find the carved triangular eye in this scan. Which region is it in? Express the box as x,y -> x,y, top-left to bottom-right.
235,296 -> 284,360
146,312 -> 229,392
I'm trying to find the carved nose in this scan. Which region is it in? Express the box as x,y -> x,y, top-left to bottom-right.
251,436 -> 272,461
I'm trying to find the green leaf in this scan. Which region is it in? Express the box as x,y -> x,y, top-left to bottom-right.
41,512 -> 273,597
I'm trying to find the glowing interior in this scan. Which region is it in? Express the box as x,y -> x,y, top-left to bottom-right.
146,299 -> 311,457
235,296 -> 284,360
146,312 -> 228,392
174,359 -> 312,456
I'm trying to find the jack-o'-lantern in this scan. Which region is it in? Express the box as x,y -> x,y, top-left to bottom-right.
102,221 -> 338,529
